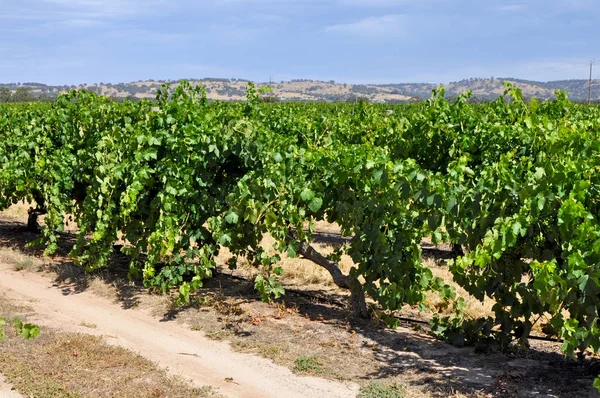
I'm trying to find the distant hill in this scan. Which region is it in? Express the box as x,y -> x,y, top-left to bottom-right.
1,77 -> 599,103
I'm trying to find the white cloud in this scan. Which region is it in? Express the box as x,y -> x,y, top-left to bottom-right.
325,14 -> 408,37
42,0 -> 169,17
0,0 -> 174,24
43,19 -> 103,28
498,4 -> 526,12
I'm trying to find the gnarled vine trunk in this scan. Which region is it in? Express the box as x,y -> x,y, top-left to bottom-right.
27,190 -> 47,232
286,232 -> 369,318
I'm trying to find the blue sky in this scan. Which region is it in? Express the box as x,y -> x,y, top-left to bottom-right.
0,0 -> 598,85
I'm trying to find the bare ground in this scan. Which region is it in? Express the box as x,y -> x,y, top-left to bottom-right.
0,264 -> 357,398
0,373 -> 22,398
0,211 -> 599,397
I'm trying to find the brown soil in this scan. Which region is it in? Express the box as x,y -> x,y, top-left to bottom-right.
0,213 -> 599,398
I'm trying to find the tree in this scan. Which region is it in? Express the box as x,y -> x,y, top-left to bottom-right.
38,94 -> 55,103
12,87 -> 34,102
0,87 -> 11,103
260,95 -> 279,103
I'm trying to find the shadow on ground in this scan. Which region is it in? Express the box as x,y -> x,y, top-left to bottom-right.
0,218 -> 599,397
0,219 -> 142,310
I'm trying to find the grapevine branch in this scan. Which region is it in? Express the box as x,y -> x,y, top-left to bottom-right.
285,232 -> 368,318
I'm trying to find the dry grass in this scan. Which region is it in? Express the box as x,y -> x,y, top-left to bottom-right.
0,215 -> 594,397
181,288 -> 372,383
1,202 -> 79,232
214,228 -> 494,326
0,202 -> 549,338
79,321 -> 97,329
177,279 -> 494,398
87,276 -> 120,299
420,258 -> 494,321
172,275 -> 499,398
0,201 -> 30,221
215,225 -> 356,293
0,295 -> 221,398
0,292 -> 32,314
0,248 -> 47,273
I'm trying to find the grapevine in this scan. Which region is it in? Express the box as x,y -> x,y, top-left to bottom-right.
2,82 -> 600,390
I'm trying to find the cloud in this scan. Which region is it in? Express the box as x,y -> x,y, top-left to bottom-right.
498,4 -> 526,12
0,0 -> 174,25
325,14 -> 408,37
340,0 -> 420,6
43,19 -> 103,28
42,0 -> 169,18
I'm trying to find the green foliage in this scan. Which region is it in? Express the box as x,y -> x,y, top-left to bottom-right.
293,356 -> 322,374
3,81 -> 600,392
0,317 -> 39,341
12,87 -> 35,103
0,87 -> 11,103
357,382 -> 406,398
254,274 -> 285,303
13,317 -> 40,339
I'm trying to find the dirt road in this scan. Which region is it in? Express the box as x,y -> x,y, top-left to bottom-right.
0,374 -> 22,398
0,263 -> 359,398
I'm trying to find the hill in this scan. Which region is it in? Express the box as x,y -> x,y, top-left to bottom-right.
1,77 -> 599,103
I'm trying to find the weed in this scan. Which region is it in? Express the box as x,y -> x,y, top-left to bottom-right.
13,258 -> 34,271
293,355 -> 322,374
358,381 -> 406,398
258,345 -> 282,360
79,321 -> 97,329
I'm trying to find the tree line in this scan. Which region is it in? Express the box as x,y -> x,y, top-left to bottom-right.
0,86 -> 54,103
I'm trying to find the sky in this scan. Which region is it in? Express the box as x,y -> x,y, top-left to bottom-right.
0,0 -> 598,85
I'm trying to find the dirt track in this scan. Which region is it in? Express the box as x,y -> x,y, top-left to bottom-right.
0,263 -> 359,398
0,373 -> 21,397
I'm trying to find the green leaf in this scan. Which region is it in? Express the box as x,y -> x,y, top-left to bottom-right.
308,197 -> 323,212
271,285 -> 285,299
446,196 -> 457,212
219,233 -> 232,246
578,275 -> 590,292
300,188 -> 315,201
179,283 -> 191,304
537,196 -> 546,211
534,167 -> 545,180
265,211 -> 278,226
512,221 -> 522,237
433,230 -> 443,245
287,246 -> 297,258
21,324 -> 40,340
225,212 -> 239,224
